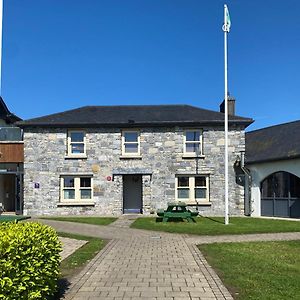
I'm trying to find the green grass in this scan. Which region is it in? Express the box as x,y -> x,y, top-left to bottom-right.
42,216 -> 117,226
198,240 -> 300,300
0,215 -> 31,222
58,232 -> 106,279
131,217 -> 300,235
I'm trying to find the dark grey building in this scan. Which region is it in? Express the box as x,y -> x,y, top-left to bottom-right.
0,98 -> 23,214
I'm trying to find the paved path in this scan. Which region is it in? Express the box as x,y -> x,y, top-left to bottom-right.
37,218 -> 300,300
184,231 -> 300,245
59,237 -> 88,261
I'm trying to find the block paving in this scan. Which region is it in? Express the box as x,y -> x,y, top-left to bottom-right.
38,217 -> 300,300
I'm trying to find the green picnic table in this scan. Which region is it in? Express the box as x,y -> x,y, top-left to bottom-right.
157,202 -> 198,223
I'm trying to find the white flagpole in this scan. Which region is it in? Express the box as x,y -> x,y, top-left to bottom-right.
0,0 -> 3,95
223,4 -> 229,225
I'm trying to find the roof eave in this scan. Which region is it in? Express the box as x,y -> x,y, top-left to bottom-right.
17,119 -> 254,129
246,154 -> 300,165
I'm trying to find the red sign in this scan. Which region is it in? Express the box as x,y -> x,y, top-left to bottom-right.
106,176 -> 112,181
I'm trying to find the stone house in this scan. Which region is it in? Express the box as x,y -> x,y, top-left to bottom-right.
18,103 -> 253,216
245,120 -> 300,218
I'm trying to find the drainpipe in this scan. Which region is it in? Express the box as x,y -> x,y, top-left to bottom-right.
240,151 -> 252,216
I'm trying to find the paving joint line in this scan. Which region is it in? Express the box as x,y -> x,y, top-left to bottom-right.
63,238 -> 118,299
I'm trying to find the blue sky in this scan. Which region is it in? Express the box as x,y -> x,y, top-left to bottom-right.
2,0 -> 300,130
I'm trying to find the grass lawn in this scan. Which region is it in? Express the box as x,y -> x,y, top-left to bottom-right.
0,215 -> 31,222
198,240 -> 300,300
131,217 -> 300,235
58,232 -> 106,279
42,216 -> 117,226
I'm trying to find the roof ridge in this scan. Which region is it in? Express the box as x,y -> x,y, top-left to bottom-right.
85,104 -> 190,108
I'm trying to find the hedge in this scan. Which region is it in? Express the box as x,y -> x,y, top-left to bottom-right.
0,222 -> 62,299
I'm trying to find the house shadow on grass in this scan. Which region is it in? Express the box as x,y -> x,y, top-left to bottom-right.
156,217 -> 187,223
51,278 -> 71,300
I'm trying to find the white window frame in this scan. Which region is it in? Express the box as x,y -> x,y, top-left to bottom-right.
60,176 -> 93,204
67,130 -> 86,157
183,129 -> 203,157
121,130 -> 141,157
175,175 -> 210,204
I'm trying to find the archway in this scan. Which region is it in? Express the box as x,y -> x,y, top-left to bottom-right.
261,171 -> 300,218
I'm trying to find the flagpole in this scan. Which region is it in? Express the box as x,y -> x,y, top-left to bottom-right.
0,0 -> 3,95
223,4 -> 229,225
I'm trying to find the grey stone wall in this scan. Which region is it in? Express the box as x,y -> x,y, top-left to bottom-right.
23,126 -> 245,216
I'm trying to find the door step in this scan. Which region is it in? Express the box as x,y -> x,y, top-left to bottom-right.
1,211 -> 16,215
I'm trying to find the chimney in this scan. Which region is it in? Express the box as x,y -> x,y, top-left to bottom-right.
220,96 -> 236,116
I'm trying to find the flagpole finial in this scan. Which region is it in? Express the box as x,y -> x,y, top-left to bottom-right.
223,4 -> 231,32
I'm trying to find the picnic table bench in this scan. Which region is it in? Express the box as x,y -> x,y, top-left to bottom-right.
157,202 -> 198,223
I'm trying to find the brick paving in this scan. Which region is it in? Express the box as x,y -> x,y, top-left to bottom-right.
37,218 -> 300,300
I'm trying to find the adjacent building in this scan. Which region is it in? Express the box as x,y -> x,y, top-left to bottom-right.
0,98 -> 23,214
245,120 -> 300,218
18,103 -> 253,216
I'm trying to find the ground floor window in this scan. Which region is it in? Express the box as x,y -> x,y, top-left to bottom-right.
176,175 -> 209,203
60,176 -> 93,202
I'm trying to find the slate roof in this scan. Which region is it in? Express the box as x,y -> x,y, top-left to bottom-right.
0,97 -> 22,123
17,105 -> 253,128
246,120 -> 300,164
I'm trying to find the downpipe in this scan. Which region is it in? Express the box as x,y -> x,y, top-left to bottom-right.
240,151 -> 252,216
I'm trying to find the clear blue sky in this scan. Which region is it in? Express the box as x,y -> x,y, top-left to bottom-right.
2,0 -> 300,130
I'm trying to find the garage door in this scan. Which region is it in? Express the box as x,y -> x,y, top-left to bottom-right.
261,171 -> 300,218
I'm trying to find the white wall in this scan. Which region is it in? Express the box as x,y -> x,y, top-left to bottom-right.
248,158 -> 300,216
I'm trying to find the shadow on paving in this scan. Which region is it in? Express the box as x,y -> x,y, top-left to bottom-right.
51,278 -> 71,300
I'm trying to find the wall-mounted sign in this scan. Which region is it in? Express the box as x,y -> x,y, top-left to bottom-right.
34,182 -> 40,189
106,176 -> 112,181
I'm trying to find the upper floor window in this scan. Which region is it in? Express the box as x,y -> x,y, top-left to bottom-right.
122,130 -> 140,156
184,130 -> 203,156
60,175 -> 93,202
67,130 -> 86,157
176,175 -> 209,203
0,127 -> 22,141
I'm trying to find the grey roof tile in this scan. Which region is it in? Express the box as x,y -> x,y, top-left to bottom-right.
17,104 -> 253,128
246,120 -> 300,164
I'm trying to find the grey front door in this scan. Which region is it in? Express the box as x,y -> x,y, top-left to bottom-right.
123,175 -> 142,214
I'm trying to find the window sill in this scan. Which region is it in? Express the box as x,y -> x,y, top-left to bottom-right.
119,155 -> 142,159
65,155 -> 87,159
57,201 -> 95,206
182,154 -> 205,159
185,201 -> 211,206
0,141 -> 24,144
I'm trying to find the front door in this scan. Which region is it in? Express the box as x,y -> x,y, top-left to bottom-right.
0,174 -> 16,213
123,175 -> 142,214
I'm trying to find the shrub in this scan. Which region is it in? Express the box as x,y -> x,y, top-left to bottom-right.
0,222 -> 62,299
